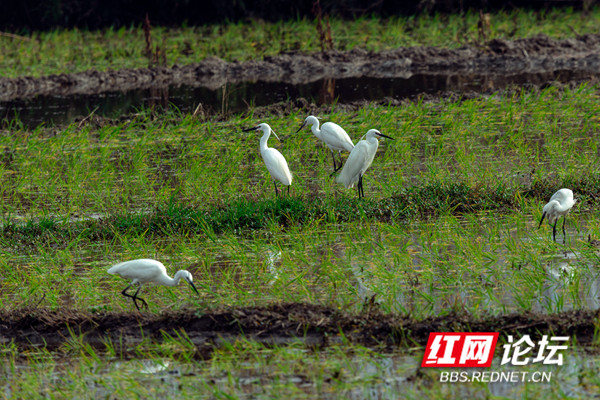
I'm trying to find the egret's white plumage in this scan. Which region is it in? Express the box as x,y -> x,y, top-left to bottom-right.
243,123 -> 292,195
538,188 -> 576,243
108,258 -> 199,311
336,129 -> 393,198
296,115 -> 354,173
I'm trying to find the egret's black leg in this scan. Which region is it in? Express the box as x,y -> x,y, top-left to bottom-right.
131,285 -> 149,310
274,181 -> 279,197
330,151 -> 337,171
358,175 -> 364,198
122,283 -> 148,311
552,221 -> 557,242
334,152 -> 344,172
287,185 -> 290,196
361,176 -> 365,198
562,217 -> 567,244
329,151 -> 340,177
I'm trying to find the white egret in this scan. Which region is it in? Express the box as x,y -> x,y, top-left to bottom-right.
243,123 -> 292,196
296,115 -> 354,174
335,129 -> 394,198
538,188 -> 576,243
108,259 -> 199,311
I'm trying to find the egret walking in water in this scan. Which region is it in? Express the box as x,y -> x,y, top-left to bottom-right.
296,115 -> 354,174
336,129 -> 394,198
538,188 -> 576,243
108,259 -> 199,311
243,123 -> 292,196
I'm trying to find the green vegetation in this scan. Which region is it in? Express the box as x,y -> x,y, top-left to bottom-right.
0,84 -> 598,220
2,336 -> 594,398
0,7 -> 598,78
0,83 -> 598,316
1,15 -> 600,392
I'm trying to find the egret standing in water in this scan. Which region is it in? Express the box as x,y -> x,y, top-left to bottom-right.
538,188 -> 576,243
243,123 -> 292,196
296,115 -> 354,174
336,129 -> 394,198
108,259 -> 199,311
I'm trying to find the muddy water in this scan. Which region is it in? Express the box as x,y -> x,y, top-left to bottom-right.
3,349 -> 598,398
1,69 -> 596,128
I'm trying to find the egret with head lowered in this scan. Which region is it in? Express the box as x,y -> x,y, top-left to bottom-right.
243,123 -> 292,196
296,115 -> 354,174
538,188 -> 576,243
336,129 -> 393,198
108,259 -> 199,311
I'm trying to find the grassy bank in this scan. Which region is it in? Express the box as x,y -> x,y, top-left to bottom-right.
2,171 -> 600,245
0,7 -> 598,78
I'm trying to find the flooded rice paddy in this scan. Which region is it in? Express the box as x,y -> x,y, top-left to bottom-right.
3,339 -> 600,398
2,39 -> 600,398
3,214 -> 600,316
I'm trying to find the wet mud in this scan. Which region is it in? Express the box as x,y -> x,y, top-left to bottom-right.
1,34 -> 599,102
1,303 -> 598,354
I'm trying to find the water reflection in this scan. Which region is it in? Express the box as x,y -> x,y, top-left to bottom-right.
299,218 -> 600,316
7,350 -> 594,399
264,248 -> 281,285
1,69 -> 597,128
533,251 -> 600,313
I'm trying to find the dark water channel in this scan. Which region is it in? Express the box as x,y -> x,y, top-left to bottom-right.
0,69 -> 596,128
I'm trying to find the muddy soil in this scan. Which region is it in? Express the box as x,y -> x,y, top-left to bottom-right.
1,303 -> 598,354
1,34 -> 599,102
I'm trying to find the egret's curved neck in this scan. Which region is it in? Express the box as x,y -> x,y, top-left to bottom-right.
156,274 -> 179,287
260,131 -> 271,151
310,120 -> 321,137
366,133 -> 379,146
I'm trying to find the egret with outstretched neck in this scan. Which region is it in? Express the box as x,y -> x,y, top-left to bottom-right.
538,188 -> 576,243
108,259 -> 199,311
243,123 -> 292,196
296,115 -> 354,174
336,129 -> 393,198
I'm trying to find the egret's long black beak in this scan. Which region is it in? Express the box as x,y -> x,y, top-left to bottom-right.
242,126 -> 259,132
186,278 -> 200,295
538,212 -> 546,229
295,122 -> 307,134
376,133 -> 395,140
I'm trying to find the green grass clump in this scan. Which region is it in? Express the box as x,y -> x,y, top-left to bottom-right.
4,171 -> 600,245
0,7 -> 599,78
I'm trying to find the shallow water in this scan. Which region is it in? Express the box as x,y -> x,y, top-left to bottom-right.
3,347 -> 599,399
1,69 -> 596,128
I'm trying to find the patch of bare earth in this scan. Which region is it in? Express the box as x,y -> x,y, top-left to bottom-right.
1,303 -> 598,354
0,34 -> 599,101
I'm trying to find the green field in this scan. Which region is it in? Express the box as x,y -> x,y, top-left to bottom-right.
1,82 -> 599,397
2,7 -> 600,399
0,7 -> 599,78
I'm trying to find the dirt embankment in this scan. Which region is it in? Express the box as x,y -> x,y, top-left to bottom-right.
1,303 -> 598,354
1,34 -> 599,102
